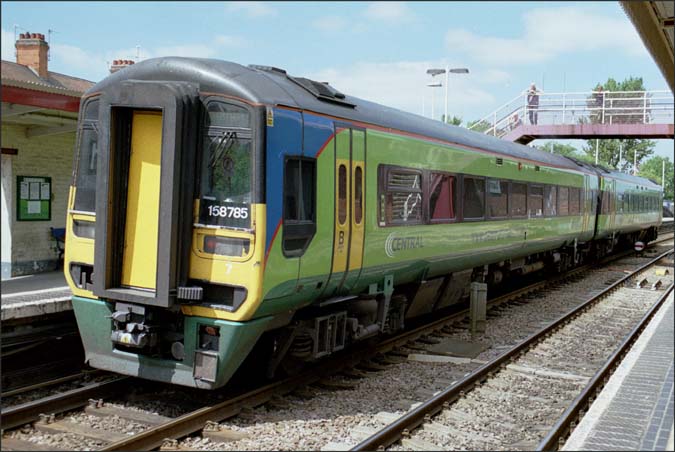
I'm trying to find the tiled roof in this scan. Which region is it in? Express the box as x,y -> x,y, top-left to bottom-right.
1,60 -> 94,97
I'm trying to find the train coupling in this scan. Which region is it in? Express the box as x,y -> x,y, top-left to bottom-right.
109,302 -> 159,349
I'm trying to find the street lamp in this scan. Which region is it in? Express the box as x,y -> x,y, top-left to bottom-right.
427,82 -> 442,120
427,67 -> 469,123
426,69 -> 445,121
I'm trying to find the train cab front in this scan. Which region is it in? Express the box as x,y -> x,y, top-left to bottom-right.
65,73 -> 268,389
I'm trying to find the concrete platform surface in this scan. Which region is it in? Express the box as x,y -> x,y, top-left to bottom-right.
1,270 -> 72,320
563,290 -> 674,451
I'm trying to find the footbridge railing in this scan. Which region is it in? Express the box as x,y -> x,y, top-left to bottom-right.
469,90 -> 674,139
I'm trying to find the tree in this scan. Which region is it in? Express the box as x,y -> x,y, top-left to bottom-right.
466,119 -> 491,133
582,77 -> 656,170
534,142 -> 584,159
443,115 -> 463,126
639,156 -> 674,200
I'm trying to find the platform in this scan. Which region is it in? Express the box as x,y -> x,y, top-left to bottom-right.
1,270 -> 72,321
563,290 -> 674,451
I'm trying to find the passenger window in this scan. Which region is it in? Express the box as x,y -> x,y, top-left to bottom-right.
511,182 -> 527,217
569,187 -> 581,215
382,168 -> 423,225
429,173 -> 457,221
528,185 -> 544,217
463,177 -> 485,219
601,191 -> 610,214
354,166 -> 363,224
544,185 -> 557,216
487,179 -> 508,218
558,186 -> 569,216
282,158 -> 316,255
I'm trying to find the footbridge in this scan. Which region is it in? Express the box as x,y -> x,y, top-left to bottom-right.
470,90 -> 674,144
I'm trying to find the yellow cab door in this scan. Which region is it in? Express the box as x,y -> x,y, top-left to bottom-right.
325,126 -> 366,296
121,110 -> 162,290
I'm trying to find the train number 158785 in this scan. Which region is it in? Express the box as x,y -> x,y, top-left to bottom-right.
207,205 -> 249,219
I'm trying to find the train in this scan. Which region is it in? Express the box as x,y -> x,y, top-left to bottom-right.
64,57 -> 663,389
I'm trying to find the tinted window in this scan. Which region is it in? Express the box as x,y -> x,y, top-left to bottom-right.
338,164 -> 347,225
528,185 -> 544,217
284,159 -> 315,222
487,179 -> 508,218
73,98 -> 100,212
558,186 -> 569,215
569,187 -> 581,214
354,166 -> 363,224
544,185 -> 557,216
430,173 -> 457,220
283,158 -> 316,255
463,177 -> 485,219
601,191 -> 610,214
511,182 -> 527,217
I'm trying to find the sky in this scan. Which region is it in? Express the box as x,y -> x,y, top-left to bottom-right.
1,1 -> 672,159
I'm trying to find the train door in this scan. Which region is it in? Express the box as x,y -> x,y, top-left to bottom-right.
325,126 -> 366,295
121,111 -> 163,290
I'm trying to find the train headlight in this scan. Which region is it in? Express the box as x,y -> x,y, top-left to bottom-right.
203,235 -> 250,257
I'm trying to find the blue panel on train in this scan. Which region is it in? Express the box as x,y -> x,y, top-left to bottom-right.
265,108 -> 303,250
303,113 -> 334,158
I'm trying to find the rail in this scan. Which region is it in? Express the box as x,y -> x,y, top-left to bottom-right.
350,247 -> 674,451
468,90 -> 674,139
537,282 -> 674,450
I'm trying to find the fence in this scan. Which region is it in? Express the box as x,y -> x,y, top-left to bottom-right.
469,90 -> 674,139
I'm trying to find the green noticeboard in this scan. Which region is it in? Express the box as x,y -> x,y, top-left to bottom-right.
17,175 -> 51,221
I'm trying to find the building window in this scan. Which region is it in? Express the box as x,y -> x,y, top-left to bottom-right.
511,182 -> 527,217
463,176 -> 485,219
487,179 -> 508,218
282,158 -> 316,255
544,185 -> 557,216
528,185 -> 544,217
429,173 -> 456,221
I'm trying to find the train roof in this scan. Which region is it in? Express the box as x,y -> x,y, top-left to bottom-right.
87,57 -> 660,186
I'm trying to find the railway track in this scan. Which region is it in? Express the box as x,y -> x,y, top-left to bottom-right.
352,249 -> 673,451
1,235 -> 672,451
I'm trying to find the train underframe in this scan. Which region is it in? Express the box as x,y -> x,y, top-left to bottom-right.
262,226 -> 660,377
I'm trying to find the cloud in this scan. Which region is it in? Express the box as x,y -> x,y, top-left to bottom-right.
311,16 -> 349,33
308,60 -> 495,119
445,5 -> 649,66
215,35 -> 247,48
364,2 -> 414,24
51,43 -> 108,77
154,44 -> 217,58
2,28 -> 16,61
224,1 -> 276,18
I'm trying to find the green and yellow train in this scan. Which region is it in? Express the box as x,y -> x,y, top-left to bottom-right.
64,58 -> 662,389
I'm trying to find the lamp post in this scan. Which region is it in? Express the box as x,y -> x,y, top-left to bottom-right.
427,82 -> 442,120
426,68 -> 445,121
427,67 -> 469,123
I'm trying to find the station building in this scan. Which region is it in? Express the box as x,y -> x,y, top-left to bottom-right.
1,32 -> 94,279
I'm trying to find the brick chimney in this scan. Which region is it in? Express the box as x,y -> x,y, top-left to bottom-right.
15,32 -> 49,78
110,59 -> 135,74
